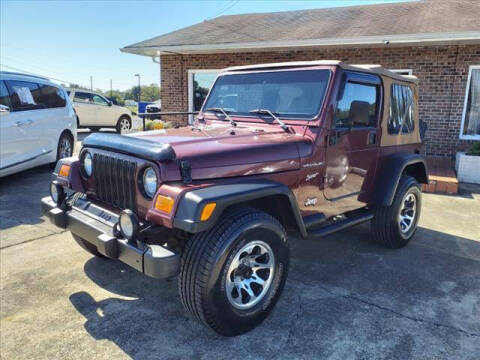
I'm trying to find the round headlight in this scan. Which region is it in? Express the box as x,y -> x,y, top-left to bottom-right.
83,152 -> 92,177
118,210 -> 138,240
50,182 -> 64,205
142,167 -> 158,198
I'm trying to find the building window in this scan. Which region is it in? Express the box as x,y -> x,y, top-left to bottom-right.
188,69 -> 219,123
390,69 -> 413,76
389,84 -> 415,134
460,65 -> 480,140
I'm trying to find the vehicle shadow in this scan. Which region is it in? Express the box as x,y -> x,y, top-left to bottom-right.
70,224 -> 480,359
0,164 -> 55,230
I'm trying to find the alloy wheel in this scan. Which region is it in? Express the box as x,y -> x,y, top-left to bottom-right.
225,240 -> 275,310
120,118 -> 131,132
398,192 -> 417,234
58,137 -> 72,159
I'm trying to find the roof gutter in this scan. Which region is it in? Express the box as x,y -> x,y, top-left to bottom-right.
121,31 -> 480,56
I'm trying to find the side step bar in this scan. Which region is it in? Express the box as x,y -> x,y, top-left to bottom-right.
307,211 -> 374,238
303,213 -> 326,229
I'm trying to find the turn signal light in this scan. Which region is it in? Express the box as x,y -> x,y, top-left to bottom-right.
155,195 -> 174,214
200,202 -> 216,221
59,164 -> 71,177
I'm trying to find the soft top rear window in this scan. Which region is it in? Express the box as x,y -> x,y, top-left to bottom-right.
203,69 -> 330,120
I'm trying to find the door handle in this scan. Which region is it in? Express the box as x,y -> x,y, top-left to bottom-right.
25,119 -> 33,125
15,121 -> 24,127
367,130 -> 377,145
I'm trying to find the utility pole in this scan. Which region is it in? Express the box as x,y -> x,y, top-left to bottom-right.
90,76 -> 93,91
110,79 -> 112,98
135,74 -> 143,130
134,74 -> 141,102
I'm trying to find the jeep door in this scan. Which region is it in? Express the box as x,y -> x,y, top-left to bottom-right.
324,71 -> 381,210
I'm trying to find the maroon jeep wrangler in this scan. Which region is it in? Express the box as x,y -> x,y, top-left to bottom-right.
42,60 -> 427,336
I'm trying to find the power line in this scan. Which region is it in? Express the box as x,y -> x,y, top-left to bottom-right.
0,63 -> 129,92
205,0 -> 239,20
0,63 -> 90,88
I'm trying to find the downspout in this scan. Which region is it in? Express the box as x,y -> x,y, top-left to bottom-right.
152,52 -> 161,113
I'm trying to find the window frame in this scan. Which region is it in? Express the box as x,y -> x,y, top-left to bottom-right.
188,69 -> 221,124
4,79 -> 44,112
92,94 -> 109,106
36,82 -> 67,109
334,71 -> 382,130
388,83 -> 415,135
73,91 -> 95,104
460,65 -> 480,140
0,80 -> 12,110
389,69 -> 413,76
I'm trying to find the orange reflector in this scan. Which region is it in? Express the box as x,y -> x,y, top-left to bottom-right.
155,195 -> 174,214
59,165 -> 71,177
200,203 -> 216,221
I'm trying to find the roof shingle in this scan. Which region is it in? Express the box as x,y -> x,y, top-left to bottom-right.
122,0 -> 480,55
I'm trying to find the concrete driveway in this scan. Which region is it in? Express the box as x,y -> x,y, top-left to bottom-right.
1,155 -> 479,359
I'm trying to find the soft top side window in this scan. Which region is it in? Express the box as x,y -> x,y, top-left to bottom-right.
389,84 -> 415,134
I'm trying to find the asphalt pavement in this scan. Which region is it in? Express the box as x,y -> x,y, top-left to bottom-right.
1,137 -> 479,359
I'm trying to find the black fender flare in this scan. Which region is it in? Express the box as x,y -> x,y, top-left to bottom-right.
370,153 -> 428,206
173,179 -> 307,237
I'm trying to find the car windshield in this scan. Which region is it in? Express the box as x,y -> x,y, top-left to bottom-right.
203,69 -> 330,120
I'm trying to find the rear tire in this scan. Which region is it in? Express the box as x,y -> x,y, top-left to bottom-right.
178,207 -> 289,336
116,115 -> 131,133
72,234 -> 107,258
371,176 -> 422,248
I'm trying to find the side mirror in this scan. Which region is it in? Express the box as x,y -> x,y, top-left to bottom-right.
108,101 -> 113,106
0,104 -> 10,115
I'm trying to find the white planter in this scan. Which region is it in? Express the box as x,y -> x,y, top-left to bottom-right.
456,152 -> 480,184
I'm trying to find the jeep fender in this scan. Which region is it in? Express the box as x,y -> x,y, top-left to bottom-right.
370,153 -> 428,206
173,179 -> 307,237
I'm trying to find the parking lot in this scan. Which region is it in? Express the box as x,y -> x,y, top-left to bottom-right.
1,133 -> 479,359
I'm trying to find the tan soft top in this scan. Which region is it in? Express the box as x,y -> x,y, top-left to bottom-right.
224,60 -> 418,84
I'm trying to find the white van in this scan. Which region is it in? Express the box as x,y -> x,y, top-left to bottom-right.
0,72 -> 76,177
67,89 -> 133,133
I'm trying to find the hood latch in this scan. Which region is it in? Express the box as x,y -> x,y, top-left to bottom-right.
180,160 -> 192,184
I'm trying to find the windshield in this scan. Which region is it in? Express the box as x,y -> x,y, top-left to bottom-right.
203,69 -> 330,120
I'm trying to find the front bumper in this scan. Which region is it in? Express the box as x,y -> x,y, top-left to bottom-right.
41,196 -> 180,279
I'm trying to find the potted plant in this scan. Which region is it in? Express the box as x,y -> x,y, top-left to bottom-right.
456,143 -> 480,184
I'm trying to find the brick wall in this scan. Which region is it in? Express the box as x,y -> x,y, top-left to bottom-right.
160,44 -> 480,158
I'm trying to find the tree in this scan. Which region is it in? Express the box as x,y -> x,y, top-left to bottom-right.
102,89 -> 125,105
68,83 -> 89,90
124,84 -> 160,102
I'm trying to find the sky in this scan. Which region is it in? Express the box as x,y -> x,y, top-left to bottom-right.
0,0 -> 411,92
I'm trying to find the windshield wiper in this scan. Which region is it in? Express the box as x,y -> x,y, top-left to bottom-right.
204,107 -> 237,127
249,109 -> 289,132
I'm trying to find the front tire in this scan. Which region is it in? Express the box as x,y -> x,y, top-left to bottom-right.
178,207 -> 289,336
371,176 -> 422,248
56,132 -> 73,161
72,234 -> 107,258
116,115 -> 131,133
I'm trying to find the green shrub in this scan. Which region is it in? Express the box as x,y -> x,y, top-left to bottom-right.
467,142 -> 480,156
144,120 -> 172,131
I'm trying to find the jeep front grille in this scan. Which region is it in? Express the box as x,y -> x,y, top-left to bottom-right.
93,153 -> 137,211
